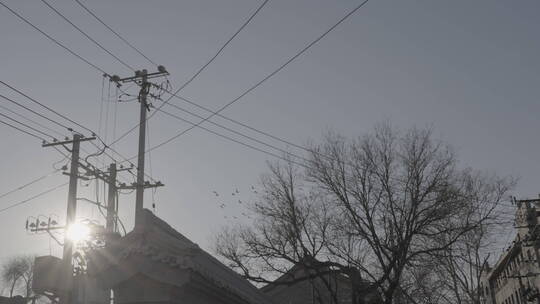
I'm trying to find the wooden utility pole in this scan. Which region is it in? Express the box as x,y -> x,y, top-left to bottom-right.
43,134 -> 95,304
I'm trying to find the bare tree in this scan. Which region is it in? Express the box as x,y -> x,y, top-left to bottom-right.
415,210 -> 511,304
215,123 -> 514,304
1,255 -> 35,299
398,172 -> 515,304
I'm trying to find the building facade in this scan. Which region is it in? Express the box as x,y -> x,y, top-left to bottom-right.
261,262 -> 380,304
480,198 -> 540,304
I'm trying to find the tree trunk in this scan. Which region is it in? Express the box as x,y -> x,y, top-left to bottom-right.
10,276 -> 17,297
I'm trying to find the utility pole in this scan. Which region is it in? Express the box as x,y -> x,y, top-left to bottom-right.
110,67 -> 167,229
43,134 -> 95,304
106,163 -> 117,240
135,72 -> 149,227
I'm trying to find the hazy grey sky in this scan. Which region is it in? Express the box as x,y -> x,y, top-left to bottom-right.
0,0 -> 539,264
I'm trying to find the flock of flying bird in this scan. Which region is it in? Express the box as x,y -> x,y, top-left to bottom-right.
211,186 -> 260,220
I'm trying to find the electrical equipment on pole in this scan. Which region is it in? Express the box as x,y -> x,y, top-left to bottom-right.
110,67 -> 168,228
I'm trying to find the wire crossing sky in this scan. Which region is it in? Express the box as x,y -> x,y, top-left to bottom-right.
0,0 -> 538,263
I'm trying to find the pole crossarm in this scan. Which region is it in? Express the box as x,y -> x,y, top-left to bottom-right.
117,181 -> 164,190
110,67 -> 168,85
111,67 -> 168,229
42,136 -> 96,147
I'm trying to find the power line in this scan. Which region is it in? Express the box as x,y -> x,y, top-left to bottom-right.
0,110 -> 116,185
0,169 -> 60,200
0,182 -> 68,214
0,0 -> 108,75
0,116 -> 132,188
153,107 -> 308,169
39,0 -> 135,72
0,110 -> 56,140
0,102 -> 67,138
175,0 -> 270,93
0,91 -> 102,165
108,0 -> 270,147
0,0 -> 142,171
0,1 -> 146,177
153,100 -> 310,163
73,0 -> 158,67
0,117 -> 47,141
162,87 -> 312,154
1,81 -> 155,181
0,93 -> 73,133
161,83 -> 341,166
1,83 -> 112,161
0,102 -> 135,191
1,80 -> 96,135
142,0 -> 370,155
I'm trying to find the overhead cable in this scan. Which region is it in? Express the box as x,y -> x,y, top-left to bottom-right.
1,80 -> 96,135
162,87 -> 313,154
0,0 -> 108,75
0,111 -> 56,140
0,183 -> 68,214
154,100 -> 310,163
1,82 -> 156,181
174,0 -> 270,93
0,93 -> 73,132
151,108 -> 308,169
39,0 -> 135,71
0,117 -> 47,141
0,103 -> 67,138
73,0 -> 159,67
108,0 -> 270,147
0,169 -> 60,200
142,0 -> 370,154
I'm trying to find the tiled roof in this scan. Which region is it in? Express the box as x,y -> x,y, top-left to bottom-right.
90,209 -> 273,304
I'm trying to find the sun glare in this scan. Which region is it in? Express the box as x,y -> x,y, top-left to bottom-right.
66,222 -> 91,243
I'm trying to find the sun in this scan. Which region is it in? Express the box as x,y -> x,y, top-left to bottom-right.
66,222 -> 91,243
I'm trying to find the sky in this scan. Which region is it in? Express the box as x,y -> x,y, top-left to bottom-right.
0,0 -> 539,266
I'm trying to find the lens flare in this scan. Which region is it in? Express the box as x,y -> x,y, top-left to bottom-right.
66,222 -> 91,242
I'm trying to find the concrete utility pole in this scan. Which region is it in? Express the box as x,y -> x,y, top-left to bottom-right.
106,163 -> 117,240
43,134 -> 95,304
110,67 -> 167,229
135,72 -> 149,227
63,134 -> 80,289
